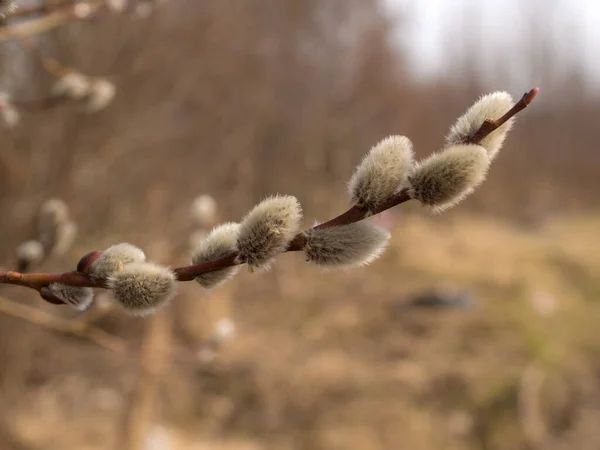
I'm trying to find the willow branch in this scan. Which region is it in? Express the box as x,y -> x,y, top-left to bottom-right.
0,88 -> 540,295
0,0 -> 157,41
0,3 -> 104,42
2,0 -> 87,20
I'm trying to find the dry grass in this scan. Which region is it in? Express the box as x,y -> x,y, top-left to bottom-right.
3,212 -> 599,449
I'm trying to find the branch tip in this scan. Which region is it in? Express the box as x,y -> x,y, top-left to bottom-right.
524,87 -> 539,106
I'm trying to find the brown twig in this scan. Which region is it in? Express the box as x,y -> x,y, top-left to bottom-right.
118,311 -> 172,450
0,88 -> 540,299
0,0 -> 157,40
11,95 -> 66,111
1,0 -> 85,20
0,3 -> 103,42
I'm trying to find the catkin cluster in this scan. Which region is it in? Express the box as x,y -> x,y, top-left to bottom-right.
185,91 -> 516,289
105,0 -> 128,13
1,73 -> 114,129
0,0 -> 163,129
76,243 -> 176,315
23,90 -> 520,316
407,92 -> 514,211
15,199 -> 85,309
189,194 -> 303,285
346,92 -> 514,214
0,92 -> 19,128
52,71 -> 116,113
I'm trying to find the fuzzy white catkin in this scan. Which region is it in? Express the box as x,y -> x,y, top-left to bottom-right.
89,243 -> 146,279
52,72 -> 90,99
86,79 -> 116,113
50,220 -> 78,257
191,222 -> 240,289
188,229 -> 208,252
0,101 -> 20,128
213,318 -> 236,341
446,91 -> 514,160
16,240 -> 44,268
108,262 -> 176,316
73,2 -> 94,18
38,198 -> 70,225
48,283 -> 94,311
348,135 -> 414,212
190,194 -> 217,229
105,0 -> 127,13
0,92 -> 19,128
408,144 -> 490,212
37,198 -> 71,252
236,195 -> 302,269
303,221 -> 391,268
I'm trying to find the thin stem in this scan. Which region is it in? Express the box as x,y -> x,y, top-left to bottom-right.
0,270 -> 106,289
0,5 -> 94,42
0,0 -> 152,41
0,88 -> 540,298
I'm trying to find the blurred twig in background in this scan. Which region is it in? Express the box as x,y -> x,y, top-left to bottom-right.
0,294 -> 129,353
119,310 -> 171,450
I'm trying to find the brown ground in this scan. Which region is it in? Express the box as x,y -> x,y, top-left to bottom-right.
2,211 -> 599,450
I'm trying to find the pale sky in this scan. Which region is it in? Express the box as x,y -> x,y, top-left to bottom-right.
383,0 -> 600,88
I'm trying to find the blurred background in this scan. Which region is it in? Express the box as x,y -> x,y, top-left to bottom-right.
0,0 -> 599,449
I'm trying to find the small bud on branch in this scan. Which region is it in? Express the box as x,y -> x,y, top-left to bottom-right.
303,221 -> 390,267
88,243 -> 146,279
447,91 -> 515,160
408,144 -> 490,212
85,78 -> 116,112
108,262 -> 176,316
52,71 -> 91,99
15,240 -> 44,272
191,223 -> 240,289
235,195 -> 302,270
348,135 -> 414,213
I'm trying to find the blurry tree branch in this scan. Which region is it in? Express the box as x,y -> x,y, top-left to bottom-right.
0,2 -> 103,42
3,0 -> 96,20
0,294 -> 129,353
0,0 -> 159,125
119,311 -> 172,450
0,294 -> 230,365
